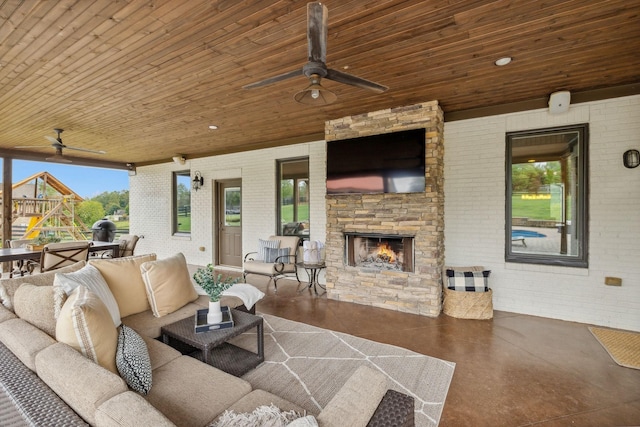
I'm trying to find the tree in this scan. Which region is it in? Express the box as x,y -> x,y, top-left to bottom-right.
77,200 -> 105,226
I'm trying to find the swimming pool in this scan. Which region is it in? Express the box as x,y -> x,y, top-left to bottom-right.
512,229 -> 547,238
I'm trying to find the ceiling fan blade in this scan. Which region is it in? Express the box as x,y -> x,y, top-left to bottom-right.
15,145 -> 50,149
307,2 -> 328,63
45,135 -> 61,145
64,146 -> 106,154
326,68 -> 388,93
243,69 -> 302,89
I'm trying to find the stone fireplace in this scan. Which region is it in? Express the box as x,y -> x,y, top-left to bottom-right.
345,233 -> 414,273
324,101 -> 444,317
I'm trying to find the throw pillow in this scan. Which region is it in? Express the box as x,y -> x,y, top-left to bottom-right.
56,286 -> 118,374
211,404 -> 304,427
140,252 -> 198,317
13,284 -> 57,337
445,269 -> 491,292
89,253 -> 156,317
264,247 -> 290,263
54,264 -> 121,327
116,325 -> 152,395
0,260 -> 86,311
256,239 -> 280,261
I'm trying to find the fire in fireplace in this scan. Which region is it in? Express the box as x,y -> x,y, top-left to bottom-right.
345,233 -> 414,272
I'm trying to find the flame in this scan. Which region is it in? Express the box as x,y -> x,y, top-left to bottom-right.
376,242 -> 396,262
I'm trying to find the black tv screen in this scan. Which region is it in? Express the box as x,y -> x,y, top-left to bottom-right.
326,128 -> 426,194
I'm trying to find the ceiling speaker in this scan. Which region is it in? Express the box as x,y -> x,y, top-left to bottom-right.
548,91 -> 571,114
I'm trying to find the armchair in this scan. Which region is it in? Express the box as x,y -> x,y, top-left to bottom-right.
243,236 -> 301,291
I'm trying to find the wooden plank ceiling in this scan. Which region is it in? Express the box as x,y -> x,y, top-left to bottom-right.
0,0 -> 638,168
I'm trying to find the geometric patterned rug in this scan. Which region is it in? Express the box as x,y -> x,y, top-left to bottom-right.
589,326 -> 640,370
230,313 -> 455,427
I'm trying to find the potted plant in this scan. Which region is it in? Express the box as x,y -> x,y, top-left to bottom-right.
27,234 -> 61,250
193,264 -> 238,324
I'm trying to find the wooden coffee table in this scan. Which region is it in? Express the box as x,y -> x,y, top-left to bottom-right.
160,308 -> 264,377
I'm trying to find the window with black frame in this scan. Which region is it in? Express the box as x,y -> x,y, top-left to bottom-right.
506,124 -> 588,267
277,158 -> 309,237
173,171 -> 191,234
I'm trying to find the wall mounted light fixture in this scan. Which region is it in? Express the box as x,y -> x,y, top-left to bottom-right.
193,171 -> 204,191
623,149 -> 640,169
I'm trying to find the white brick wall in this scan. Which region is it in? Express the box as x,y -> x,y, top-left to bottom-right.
444,95 -> 640,331
130,140 -> 327,266
130,95 -> 640,331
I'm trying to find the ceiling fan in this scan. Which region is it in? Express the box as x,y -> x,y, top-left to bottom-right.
243,2 -> 388,105
16,128 -> 106,163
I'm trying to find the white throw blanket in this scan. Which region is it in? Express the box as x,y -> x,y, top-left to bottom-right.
221,283 -> 265,310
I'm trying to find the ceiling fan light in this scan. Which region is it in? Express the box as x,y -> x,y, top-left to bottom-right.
294,82 -> 337,105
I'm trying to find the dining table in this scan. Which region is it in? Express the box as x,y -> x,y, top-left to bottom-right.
0,240 -> 122,265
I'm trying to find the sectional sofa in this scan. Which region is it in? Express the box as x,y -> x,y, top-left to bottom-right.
0,253 -> 414,426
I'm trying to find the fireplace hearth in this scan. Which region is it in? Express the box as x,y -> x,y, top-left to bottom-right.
345,233 -> 414,272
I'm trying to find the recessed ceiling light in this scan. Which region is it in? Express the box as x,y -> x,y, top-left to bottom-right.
494,57 -> 512,66
208,125 -> 218,130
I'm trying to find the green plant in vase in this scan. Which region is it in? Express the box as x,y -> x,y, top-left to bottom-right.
193,264 -> 238,324
33,234 -> 61,245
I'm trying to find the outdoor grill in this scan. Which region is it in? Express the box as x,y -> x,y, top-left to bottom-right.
91,218 -> 116,242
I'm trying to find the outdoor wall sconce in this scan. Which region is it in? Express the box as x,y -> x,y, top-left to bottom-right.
193,171 -> 204,191
623,149 -> 640,169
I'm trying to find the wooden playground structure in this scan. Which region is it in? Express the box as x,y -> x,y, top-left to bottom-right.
1,172 -> 90,242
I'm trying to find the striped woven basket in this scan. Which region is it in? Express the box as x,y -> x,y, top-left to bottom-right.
443,288 -> 493,319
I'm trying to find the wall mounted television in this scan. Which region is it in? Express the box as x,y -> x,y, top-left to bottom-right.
326,128 -> 426,194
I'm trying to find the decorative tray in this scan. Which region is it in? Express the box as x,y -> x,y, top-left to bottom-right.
195,306 -> 234,333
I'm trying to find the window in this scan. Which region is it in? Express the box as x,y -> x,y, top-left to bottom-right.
506,124 -> 588,267
277,158 -> 309,237
173,171 -> 191,234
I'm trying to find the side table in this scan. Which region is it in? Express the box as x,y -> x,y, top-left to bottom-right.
296,262 -> 326,295
160,308 -> 264,377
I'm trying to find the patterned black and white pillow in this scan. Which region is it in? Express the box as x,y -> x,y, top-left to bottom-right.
446,270 -> 491,292
116,325 -> 152,395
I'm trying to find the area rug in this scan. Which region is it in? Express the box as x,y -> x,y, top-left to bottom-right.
589,327 -> 640,370
229,313 -> 455,427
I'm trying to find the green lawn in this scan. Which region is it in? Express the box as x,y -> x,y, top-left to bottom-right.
281,203 -> 309,223
512,195 -> 568,220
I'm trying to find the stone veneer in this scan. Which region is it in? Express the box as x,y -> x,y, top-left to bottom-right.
324,101 -> 445,316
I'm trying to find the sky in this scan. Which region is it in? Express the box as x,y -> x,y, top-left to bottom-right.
7,160 -> 129,199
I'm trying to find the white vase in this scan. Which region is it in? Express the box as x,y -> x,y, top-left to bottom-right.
207,300 -> 223,324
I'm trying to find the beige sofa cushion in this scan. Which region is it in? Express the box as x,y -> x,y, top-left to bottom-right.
13,284 -> 57,337
96,391 -> 175,427
56,286 -> 118,374
122,302 -> 202,339
316,365 -> 388,427
0,305 -> 17,323
0,318 -> 56,371
140,253 -> 198,318
146,355 -> 252,427
36,342 -> 128,426
0,260 -> 86,311
89,254 -> 156,317
140,334 -> 181,370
